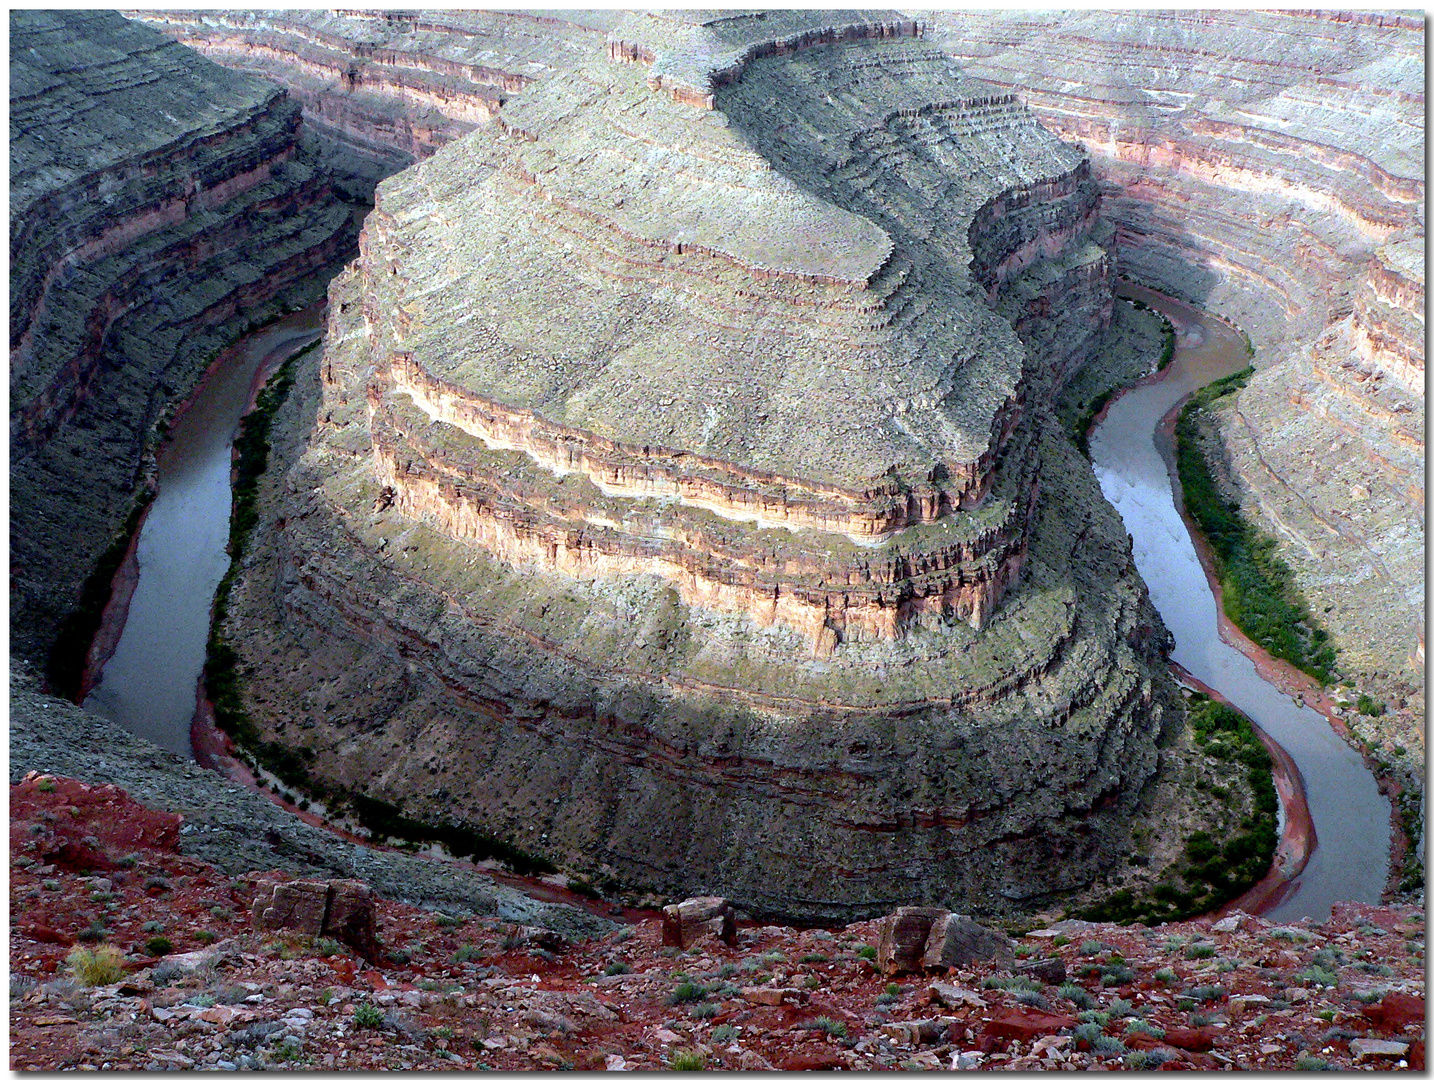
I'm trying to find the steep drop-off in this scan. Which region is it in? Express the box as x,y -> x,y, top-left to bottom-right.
923,11 -> 1425,723
214,13 -> 1223,921
9,10 -> 358,684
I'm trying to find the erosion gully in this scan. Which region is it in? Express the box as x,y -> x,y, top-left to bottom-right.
1091,283 -> 1390,921
79,285 -> 1391,924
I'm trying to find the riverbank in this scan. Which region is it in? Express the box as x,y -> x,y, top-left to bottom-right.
1090,281 -> 1389,920
1162,401 -> 1415,901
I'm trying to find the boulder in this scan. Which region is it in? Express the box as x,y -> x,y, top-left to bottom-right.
1350,1038 -> 1410,1062
877,906 -> 949,974
510,925 -> 569,953
1362,991 -> 1424,1034
251,878 -> 379,960
1015,957 -> 1066,984
921,913 -> 1016,971
660,896 -> 736,949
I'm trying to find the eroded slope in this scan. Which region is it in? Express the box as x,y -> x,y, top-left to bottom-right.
217,16 -> 1195,920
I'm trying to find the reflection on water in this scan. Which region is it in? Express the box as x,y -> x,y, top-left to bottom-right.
83,312 -> 322,758
1091,285 -> 1389,921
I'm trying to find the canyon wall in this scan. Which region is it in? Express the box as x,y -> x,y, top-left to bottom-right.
130,10 -> 618,198
922,11 -> 1425,706
218,14 -> 1194,921
9,10 -> 358,679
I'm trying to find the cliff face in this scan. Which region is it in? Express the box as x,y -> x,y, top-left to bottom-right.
129,10 -> 618,197
922,10 -> 1425,699
9,10 -> 358,676
215,14 -> 1190,922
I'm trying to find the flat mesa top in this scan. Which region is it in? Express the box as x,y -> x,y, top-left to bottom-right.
367,36 -> 1074,489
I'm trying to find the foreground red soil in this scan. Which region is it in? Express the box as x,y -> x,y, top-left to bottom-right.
10,775 -> 1426,1071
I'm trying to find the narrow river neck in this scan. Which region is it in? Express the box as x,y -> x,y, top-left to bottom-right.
1090,284 -> 1389,921
81,309 -> 323,758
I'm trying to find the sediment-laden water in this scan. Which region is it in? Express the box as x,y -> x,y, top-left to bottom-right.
1091,284 -> 1390,920
82,311 -> 323,758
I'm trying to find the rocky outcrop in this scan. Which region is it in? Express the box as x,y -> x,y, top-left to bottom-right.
130,10 -> 617,197
213,15 -> 1198,922
9,10 -> 358,678
922,10 -> 1425,700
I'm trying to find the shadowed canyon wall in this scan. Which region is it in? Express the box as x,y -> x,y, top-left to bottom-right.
922,10 -> 1425,708
10,10 -> 358,679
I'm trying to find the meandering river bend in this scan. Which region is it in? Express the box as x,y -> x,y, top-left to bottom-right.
82,310 -> 323,758
81,287 -> 1388,920
1091,284 -> 1390,920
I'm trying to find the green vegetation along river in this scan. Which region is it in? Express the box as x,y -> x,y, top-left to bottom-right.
1090,283 -> 1389,921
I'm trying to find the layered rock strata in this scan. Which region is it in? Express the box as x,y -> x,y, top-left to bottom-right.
922,10 -> 1425,697
9,10 -> 357,671
222,17 -> 1186,920
131,10 -> 618,197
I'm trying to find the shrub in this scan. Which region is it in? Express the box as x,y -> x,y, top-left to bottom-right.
1124,1051 -> 1151,1070
670,1050 -> 705,1070
1106,998 -> 1133,1020
144,937 -> 173,957
856,945 -> 877,961
667,981 -> 708,1005
800,953 -> 830,965
141,921 -> 165,934
67,944 -> 125,987
1300,966 -> 1339,988
1078,940 -> 1107,957
1072,1023 -> 1104,1049
453,944 -> 484,963
195,930 -> 218,945
1127,1019 -> 1165,1040
692,1003 -> 720,1020
1091,1035 -> 1127,1058
603,961 -> 630,977
353,1001 -> 384,1029
1154,967 -> 1177,984
801,1016 -> 848,1038
1357,695 -> 1385,716
711,1024 -> 738,1045
1185,943 -> 1216,960
1058,983 -> 1096,1009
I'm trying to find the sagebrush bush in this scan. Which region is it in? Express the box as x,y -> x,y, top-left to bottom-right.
67,944 -> 124,987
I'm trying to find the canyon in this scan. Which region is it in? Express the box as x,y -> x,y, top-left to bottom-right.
924,11 -> 1426,743
10,9 -> 1422,937
10,10 -> 359,691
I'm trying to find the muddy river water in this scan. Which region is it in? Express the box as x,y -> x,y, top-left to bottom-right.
81,286 -> 1387,920
82,310 -> 323,758
1091,284 -> 1389,920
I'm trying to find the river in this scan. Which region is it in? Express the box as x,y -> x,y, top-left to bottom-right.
1090,284 -> 1390,920
81,310 -> 323,758
80,285 -> 1388,919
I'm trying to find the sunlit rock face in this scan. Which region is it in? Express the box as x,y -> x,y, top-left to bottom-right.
9,10 -> 357,670
220,12 -> 1185,921
923,10 -> 1425,692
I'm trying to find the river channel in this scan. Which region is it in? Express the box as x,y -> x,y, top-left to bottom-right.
81,284 -> 1388,920
1091,284 -> 1390,921
81,310 -> 323,758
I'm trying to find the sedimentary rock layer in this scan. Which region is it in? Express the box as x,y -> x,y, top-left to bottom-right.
922,10 -> 1425,692
222,15 -> 1182,920
131,10 -> 618,196
9,10 -> 357,671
